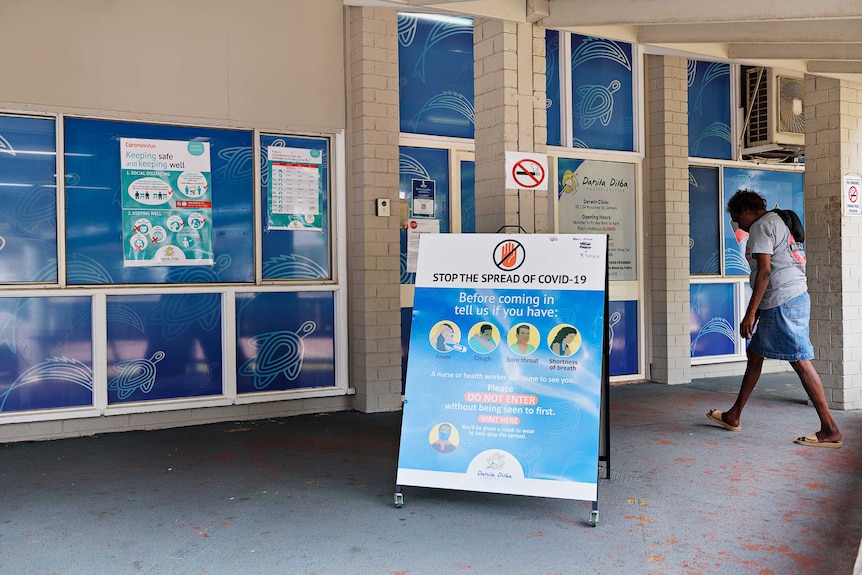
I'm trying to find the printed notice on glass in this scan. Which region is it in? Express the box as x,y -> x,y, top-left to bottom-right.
558,159 -> 637,281
411,179 -> 436,217
406,218 -> 440,272
267,146 -> 324,231
120,137 -> 213,267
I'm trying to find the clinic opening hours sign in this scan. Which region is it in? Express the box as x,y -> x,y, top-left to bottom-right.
121,137 -> 213,267
558,159 -> 636,281
396,234 -> 608,502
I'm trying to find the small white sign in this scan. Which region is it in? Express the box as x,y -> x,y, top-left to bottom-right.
405,218 -> 440,272
844,174 -> 861,216
505,151 -> 548,190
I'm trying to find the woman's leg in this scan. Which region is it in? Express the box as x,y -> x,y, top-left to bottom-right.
720,349 -> 765,428
790,360 -> 841,442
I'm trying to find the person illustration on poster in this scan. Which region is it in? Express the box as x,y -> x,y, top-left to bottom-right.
429,422 -> 459,453
509,324 -> 537,355
433,322 -> 455,352
469,323 -> 498,354
430,321 -> 465,353
549,325 -> 581,357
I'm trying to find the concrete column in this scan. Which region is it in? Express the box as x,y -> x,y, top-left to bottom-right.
646,54 -> 691,384
473,19 -> 547,234
346,7 -> 403,412
803,75 -> 862,410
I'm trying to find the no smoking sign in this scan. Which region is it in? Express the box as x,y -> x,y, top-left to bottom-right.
844,174 -> 862,216
505,151 -> 549,190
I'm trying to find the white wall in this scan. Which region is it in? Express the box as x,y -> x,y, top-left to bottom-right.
0,0 -> 346,132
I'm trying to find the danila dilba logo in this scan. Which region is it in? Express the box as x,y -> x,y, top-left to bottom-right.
493,239 -> 525,272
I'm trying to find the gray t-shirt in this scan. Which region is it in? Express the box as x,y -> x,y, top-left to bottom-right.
746,211 -> 807,310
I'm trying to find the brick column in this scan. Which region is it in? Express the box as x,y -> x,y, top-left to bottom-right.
646,54 -> 691,384
803,75 -> 862,410
473,19 -> 547,233
346,7 -> 403,412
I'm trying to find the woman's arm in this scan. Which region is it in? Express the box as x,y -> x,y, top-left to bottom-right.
740,252 -> 771,339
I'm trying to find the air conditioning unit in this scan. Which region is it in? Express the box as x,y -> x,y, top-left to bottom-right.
743,67 -> 805,159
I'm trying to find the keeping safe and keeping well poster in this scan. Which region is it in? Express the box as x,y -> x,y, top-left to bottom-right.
396,234 -> 608,501
121,137 -> 213,267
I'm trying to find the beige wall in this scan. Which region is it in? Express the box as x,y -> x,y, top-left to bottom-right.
0,0 -> 346,132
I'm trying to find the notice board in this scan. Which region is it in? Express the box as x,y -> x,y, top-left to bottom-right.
396,234 -> 608,501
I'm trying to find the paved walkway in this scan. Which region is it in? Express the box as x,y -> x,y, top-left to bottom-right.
1,374 -> 860,574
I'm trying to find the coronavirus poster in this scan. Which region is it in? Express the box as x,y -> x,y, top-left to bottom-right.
120,137 -> 213,267
266,146 -> 323,231
396,234 -> 608,501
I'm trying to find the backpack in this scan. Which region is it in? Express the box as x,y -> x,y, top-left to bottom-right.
770,208 -> 805,244
770,208 -> 806,265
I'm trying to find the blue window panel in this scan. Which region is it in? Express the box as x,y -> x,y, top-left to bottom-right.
399,146 -> 450,285
401,306 -> 413,394
0,115 -> 58,283
398,13 -> 475,139
571,34 -> 634,152
546,29 -> 562,147
460,160 -> 475,233
688,61 -> 732,160
64,118 -> 254,285
609,300 -> 638,376
723,168 -> 804,276
689,167 -> 721,275
236,291 -> 336,393
0,296 -> 93,412
106,294 -> 223,403
691,283 -> 737,357
260,135 -> 331,280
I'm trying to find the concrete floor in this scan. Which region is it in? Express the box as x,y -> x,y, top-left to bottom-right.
1,373 -> 861,575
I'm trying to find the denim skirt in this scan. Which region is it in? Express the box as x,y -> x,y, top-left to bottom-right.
748,292 -> 815,361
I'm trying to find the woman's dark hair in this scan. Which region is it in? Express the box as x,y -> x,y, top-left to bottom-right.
726,189 -> 766,214
551,326 -> 578,346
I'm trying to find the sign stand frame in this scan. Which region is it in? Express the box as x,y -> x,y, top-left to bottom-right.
590,246 -> 611,526
393,234 -> 612,527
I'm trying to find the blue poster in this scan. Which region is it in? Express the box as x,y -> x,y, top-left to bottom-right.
398,13 -> 474,139
0,115 -> 58,283
397,234 -> 608,501
106,293 -> 223,403
722,168 -> 804,276
64,117 -> 254,285
259,134 -> 331,280
570,35 -> 634,151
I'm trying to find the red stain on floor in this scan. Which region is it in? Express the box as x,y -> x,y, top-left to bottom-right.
785,552 -> 822,568
623,515 -> 653,526
805,482 -> 829,490
741,544 -> 791,553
